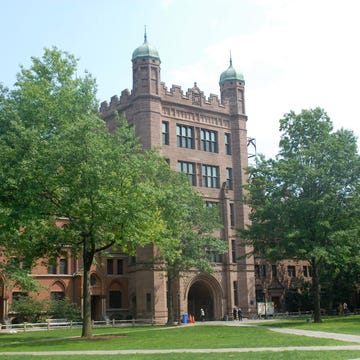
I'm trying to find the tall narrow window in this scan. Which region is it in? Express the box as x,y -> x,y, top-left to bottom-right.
202,165 -> 220,188
226,168 -> 233,190
201,129 -> 218,152
177,124 -> 194,149
178,161 -> 196,185
162,121 -> 169,145
233,281 -> 238,306
230,203 -> 234,226
107,259 -> 114,275
225,133 -> 232,155
231,240 -> 236,263
59,259 -> 68,274
117,259 -> 124,275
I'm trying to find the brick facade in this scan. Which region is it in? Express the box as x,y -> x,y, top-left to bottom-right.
0,36 -> 312,324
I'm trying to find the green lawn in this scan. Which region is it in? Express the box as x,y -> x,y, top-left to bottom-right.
0,316 -> 359,360
2,352 -> 360,360
258,315 -> 360,335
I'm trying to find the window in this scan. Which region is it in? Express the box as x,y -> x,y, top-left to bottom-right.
176,124 -> 194,149
226,168 -> 233,190
287,265 -> 296,277
109,291 -> 122,308
59,259 -> 68,274
225,133 -> 231,155
178,161 -> 196,185
231,240 -> 236,263
272,265 -> 277,277
48,261 -> 57,274
12,292 -> 28,301
230,203 -> 234,226
255,264 -> 266,278
233,281 -> 238,306
201,129 -> 218,152
261,264 -> 266,277
90,274 -> 97,285
206,249 -> 223,263
51,292 -> 65,301
117,259 -> 124,275
107,259 -> 114,274
162,121 -> 169,145
303,266 -> 312,277
255,264 -> 260,277
205,201 -> 218,208
202,165 -> 219,188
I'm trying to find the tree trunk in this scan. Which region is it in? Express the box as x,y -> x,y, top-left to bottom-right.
81,237 -> 94,337
311,258 -> 322,323
166,273 -> 174,325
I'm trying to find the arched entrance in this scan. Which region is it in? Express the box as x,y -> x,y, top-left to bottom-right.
187,276 -> 222,321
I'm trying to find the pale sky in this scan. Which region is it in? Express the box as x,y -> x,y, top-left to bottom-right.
1,0 -> 359,158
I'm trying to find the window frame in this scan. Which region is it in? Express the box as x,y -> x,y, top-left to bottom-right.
176,124 -> 195,149
202,164 -> 220,188
201,128 -> 218,153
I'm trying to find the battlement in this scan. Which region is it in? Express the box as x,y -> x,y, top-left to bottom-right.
160,82 -> 228,111
100,81 -> 230,115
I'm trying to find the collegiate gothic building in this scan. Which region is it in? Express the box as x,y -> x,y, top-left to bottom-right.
0,34 -> 312,324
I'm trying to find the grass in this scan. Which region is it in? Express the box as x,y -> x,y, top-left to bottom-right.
1,352 -> 360,360
257,315 -> 360,335
0,316 -> 359,359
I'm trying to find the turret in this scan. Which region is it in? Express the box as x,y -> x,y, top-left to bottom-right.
132,29 -> 161,96
219,54 -> 245,115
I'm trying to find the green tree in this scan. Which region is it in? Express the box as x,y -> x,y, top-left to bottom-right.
0,48 -> 165,337
153,163 -> 227,324
241,108 -> 360,322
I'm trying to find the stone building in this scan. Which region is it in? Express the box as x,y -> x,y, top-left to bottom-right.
0,33 -> 313,324
100,32 -> 256,322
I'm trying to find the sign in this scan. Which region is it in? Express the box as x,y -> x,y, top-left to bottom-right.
257,302 -> 274,316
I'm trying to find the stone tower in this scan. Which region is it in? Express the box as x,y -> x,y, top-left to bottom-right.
100,34 -> 256,323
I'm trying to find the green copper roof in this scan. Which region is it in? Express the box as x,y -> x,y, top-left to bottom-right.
219,56 -> 244,84
132,31 -> 160,61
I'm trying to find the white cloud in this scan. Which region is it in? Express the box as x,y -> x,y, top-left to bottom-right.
167,0 -> 360,157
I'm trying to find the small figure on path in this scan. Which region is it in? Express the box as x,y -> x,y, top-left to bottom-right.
237,307 -> 243,321
233,307 -> 237,320
200,308 -> 205,321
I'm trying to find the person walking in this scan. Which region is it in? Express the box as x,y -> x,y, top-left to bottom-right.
238,307 -> 243,321
233,307 -> 237,321
200,308 -> 205,321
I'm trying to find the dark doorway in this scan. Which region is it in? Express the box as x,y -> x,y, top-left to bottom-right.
188,281 -> 214,321
91,295 -> 102,320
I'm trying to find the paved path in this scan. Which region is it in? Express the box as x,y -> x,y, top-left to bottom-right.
1,321 -> 360,356
0,345 -> 360,356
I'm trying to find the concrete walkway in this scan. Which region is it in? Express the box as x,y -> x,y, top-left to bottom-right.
1,321 -> 360,356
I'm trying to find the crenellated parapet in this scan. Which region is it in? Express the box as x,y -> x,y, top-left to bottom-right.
100,89 -> 132,114
100,81 -> 231,116
160,81 -> 228,112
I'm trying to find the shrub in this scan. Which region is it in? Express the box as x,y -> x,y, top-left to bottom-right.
48,298 -> 81,321
11,297 -> 45,323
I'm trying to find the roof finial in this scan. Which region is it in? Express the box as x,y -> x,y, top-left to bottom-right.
144,25 -> 147,43
230,50 -> 233,67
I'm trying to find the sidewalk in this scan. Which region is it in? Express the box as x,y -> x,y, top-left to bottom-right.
1,320 -> 360,356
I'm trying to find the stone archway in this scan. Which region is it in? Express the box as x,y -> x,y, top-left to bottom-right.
187,275 -> 222,321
